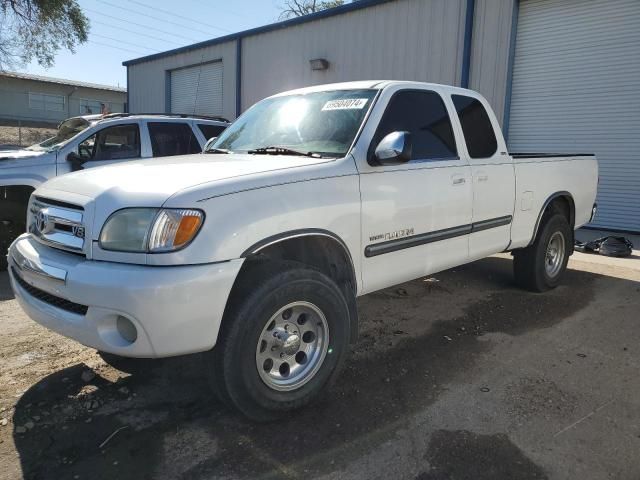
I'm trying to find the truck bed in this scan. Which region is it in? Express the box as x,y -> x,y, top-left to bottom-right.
511,153 -> 595,159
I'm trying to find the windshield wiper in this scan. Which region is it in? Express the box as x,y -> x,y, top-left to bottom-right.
204,148 -> 232,154
247,146 -> 322,158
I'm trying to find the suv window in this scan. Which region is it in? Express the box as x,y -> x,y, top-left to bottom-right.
78,124 -> 140,161
452,95 -> 498,158
371,90 -> 457,163
197,123 -> 227,141
148,122 -> 201,157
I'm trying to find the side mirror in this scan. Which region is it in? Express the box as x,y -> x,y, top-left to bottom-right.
202,137 -> 218,153
373,131 -> 412,165
67,152 -> 85,172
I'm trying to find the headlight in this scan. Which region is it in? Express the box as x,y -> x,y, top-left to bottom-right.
99,208 -> 204,253
148,209 -> 204,252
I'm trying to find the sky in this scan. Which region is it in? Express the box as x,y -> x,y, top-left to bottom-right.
24,0 -> 284,88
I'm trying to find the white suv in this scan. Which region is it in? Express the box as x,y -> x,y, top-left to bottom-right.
0,113 -> 229,269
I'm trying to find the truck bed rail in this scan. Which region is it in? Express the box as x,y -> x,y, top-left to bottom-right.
511,153 -> 595,159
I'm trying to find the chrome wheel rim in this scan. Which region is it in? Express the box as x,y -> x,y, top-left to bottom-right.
545,231 -> 565,278
255,301 -> 329,391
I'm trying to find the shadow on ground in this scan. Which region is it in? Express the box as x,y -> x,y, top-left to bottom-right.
10,256 -> 626,480
0,271 -> 14,301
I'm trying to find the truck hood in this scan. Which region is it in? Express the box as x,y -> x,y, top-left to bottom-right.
0,149 -> 47,160
39,153 -> 334,208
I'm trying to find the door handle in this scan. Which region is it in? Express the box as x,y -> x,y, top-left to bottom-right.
451,173 -> 466,185
475,170 -> 489,182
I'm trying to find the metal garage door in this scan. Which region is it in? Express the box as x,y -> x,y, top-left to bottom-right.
170,61 -> 223,116
507,0 -> 640,232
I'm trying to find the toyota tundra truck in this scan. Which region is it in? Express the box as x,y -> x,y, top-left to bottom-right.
6,81 -> 598,420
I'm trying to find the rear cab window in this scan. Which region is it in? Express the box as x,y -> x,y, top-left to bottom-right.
451,95 -> 498,158
370,89 -> 458,163
148,122 -> 201,157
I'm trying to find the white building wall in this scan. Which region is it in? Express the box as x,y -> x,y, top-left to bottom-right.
127,41 -> 237,120
129,0 -> 516,121
129,0 -> 515,121
126,0 -> 517,122
241,0 -> 467,111
0,76 -> 126,123
468,0 -> 516,126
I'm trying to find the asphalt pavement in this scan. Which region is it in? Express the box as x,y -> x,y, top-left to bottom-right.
0,250 -> 639,480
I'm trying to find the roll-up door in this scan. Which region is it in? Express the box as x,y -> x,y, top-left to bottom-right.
507,0 -> 640,231
170,61 -> 223,116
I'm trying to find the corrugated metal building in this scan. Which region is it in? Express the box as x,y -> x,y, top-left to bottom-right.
0,72 -> 127,124
123,0 -> 640,232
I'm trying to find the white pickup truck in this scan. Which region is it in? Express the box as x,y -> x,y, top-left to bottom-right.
7,81 -> 598,420
0,113 -> 229,269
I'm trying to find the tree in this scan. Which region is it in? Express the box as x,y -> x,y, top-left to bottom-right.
0,0 -> 89,71
279,0 -> 346,20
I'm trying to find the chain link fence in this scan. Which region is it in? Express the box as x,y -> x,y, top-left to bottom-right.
0,119 -> 58,148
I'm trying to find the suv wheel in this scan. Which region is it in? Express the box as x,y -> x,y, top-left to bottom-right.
208,261 -> 351,421
0,220 -> 24,272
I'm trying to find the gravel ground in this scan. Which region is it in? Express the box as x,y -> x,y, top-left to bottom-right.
0,251 -> 639,480
0,126 -> 56,148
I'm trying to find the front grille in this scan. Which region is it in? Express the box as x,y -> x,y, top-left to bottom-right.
29,198 -> 86,254
34,196 -> 83,211
12,268 -> 88,315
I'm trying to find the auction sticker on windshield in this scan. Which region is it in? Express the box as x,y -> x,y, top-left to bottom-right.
322,98 -> 369,111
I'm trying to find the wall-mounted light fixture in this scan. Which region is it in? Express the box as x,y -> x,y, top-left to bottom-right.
309,58 -> 330,71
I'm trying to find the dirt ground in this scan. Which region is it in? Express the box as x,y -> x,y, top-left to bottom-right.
0,125 -> 57,149
0,251 -> 639,480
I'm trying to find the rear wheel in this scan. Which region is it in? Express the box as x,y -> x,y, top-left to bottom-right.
207,261 -> 351,421
513,213 -> 571,292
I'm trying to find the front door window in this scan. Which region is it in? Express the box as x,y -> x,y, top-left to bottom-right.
78,124 -> 141,161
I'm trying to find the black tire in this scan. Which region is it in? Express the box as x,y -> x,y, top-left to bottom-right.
513,213 -> 571,292
98,351 -> 158,375
207,261 -> 351,421
0,220 -> 24,272
0,225 -> 9,271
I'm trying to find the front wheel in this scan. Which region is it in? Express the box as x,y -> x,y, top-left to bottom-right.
513,213 -> 571,292
207,261 -> 351,421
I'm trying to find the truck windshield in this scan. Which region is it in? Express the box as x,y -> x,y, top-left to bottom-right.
211,89 -> 377,157
26,117 -> 90,152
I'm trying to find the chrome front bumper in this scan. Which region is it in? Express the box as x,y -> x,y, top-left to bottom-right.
8,234 -> 244,358
11,238 -> 67,283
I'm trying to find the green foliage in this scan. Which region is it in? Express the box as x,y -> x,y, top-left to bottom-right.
279,0 -> 346,20
0,0 -> 89,70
